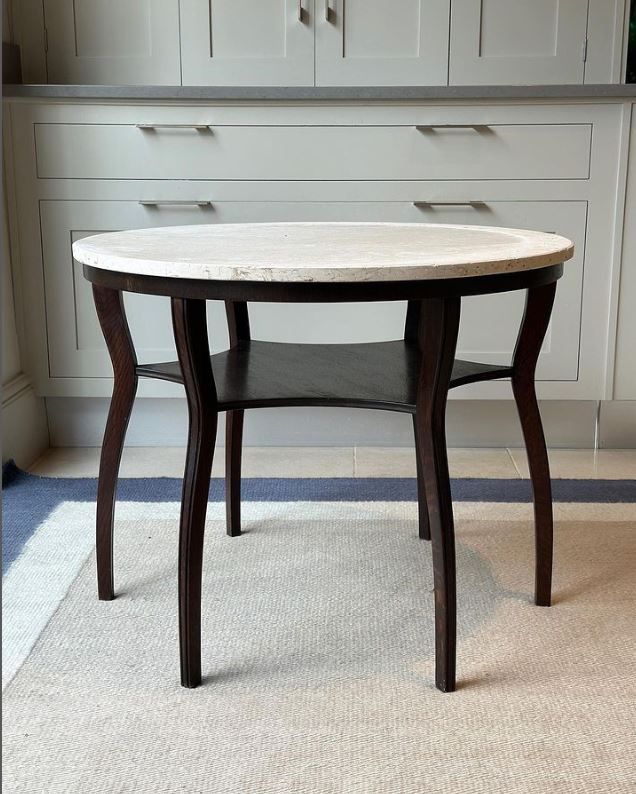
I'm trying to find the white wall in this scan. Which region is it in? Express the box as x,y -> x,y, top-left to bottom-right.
2,8 -> 49,466
2,175 -> 49,466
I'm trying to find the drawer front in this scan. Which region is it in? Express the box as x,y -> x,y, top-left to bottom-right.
35,123 -> 591,181
40,197 -> 585,388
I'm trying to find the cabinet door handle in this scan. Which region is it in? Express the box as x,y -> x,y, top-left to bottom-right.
413,201 -> 489,208
139,201 -> 213,208
415,124 -> 491,132
136,124 -> 211,132
325,0 -> 334,21
298,0 -> 304,21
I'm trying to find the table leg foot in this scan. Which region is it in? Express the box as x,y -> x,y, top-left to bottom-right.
225,410 -> 244,537
415,297 -> 461,693
172,297 -> 218,689
92,285 -> 138,601
512,283 -> 557,608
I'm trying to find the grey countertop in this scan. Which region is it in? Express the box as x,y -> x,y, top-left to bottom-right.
4,83 -> 636,101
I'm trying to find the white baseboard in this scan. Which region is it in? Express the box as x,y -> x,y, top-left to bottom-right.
45,397 -> 604,449
599,401 -> 636,448
2,374 -> 49,467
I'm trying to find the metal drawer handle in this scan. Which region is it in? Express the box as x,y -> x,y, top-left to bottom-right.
298,0 -> 305,21
136,124 -> 211,132
139,201 -> 213,208
325,0 -> 334,21
413,201 -> 489,208
415,124 -> 491,132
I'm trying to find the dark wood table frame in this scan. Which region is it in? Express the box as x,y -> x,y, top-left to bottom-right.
85,262 -> 562,693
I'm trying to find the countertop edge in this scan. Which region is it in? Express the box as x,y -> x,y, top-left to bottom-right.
3,84 -> 636,101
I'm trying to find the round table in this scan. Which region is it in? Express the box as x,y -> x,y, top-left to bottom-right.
74,222 -> 573,693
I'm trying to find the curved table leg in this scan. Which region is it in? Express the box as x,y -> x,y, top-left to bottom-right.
224,301 -> 250,538
414,296 -> 461,693
413,414 -> 432,541
406,301 -> 431,541
172,297 -> 218,688
93,285 -> 138,601
511,283 -> 557,608
225,410 -> 244,537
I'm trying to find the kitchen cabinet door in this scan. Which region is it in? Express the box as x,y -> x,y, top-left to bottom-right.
180,0 -> 315,86
449,0 -> 588,85
614,106 -> 636,399
43,0 -> 180,84
315,0 -> 450,86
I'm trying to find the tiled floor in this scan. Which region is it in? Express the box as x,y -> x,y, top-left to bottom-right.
29,446 -> 636,479
507,448 -> 636,480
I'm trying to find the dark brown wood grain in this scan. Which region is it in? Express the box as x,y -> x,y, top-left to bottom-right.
406,301 -> 431,541
512,283 -> 557,607
225,300 -> 251,343
224,302 -> 251,538
413,413 -> 431,541
404,299 -> 421,344
85,263 -> 563,303
92,285 -> 138,601
171,297 -> 219,688
225,410 -> 244,537
137,341 -> 511,411
414,296 -> 461,693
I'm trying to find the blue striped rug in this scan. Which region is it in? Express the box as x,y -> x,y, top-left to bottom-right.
4,463 -> 635,791
3,462 -> 635,575
3,460 -> 635,691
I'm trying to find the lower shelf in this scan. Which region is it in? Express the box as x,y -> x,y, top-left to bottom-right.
137,340 -> 512,413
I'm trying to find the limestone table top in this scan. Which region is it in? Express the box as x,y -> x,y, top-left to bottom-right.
73,222 -> 574,283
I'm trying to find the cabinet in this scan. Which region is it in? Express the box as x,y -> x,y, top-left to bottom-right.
16,0 -> 626,86
449,0 -> 588,85
34,122 -> 592,181
42,0 -> 181,85
4,101 -> 624,403
315,0 -> 450,86
180,0 -> 315,86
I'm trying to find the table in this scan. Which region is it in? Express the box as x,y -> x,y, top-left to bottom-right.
74,222 -> 573,692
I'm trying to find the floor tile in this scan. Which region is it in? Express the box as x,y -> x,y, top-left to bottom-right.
353,447 -> 519,478
508,448 -> 636,479
28,447 -> 355,479
29,446 -> 636,480
29,447 -> 102,478
29,447 -> 186,478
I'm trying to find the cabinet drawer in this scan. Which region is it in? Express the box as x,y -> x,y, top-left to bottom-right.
40,198 -> 584,387
35,123 -> 592,181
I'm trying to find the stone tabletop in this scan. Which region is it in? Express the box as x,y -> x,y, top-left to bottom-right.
73,222 -> 574,283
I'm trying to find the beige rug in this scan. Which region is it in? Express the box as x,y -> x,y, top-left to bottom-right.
3,501 -> 635,793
